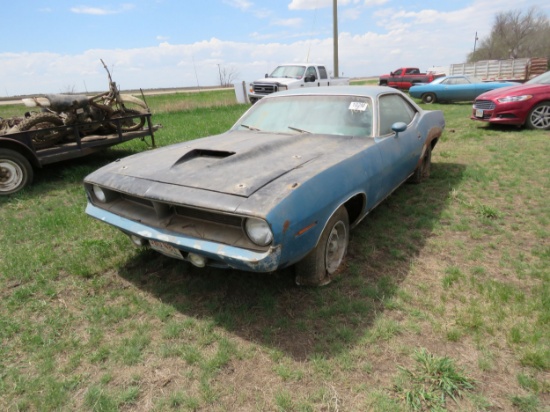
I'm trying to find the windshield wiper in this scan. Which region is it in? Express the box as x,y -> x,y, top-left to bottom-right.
288,126 -> 311,134
241,124 -> 261,131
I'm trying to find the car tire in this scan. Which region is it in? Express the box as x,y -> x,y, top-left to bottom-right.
422,93 -> 437,104
526,102 -> 550,130
295,206 -> 349,286
0,149 -> 34,195
408,144 -> 432,184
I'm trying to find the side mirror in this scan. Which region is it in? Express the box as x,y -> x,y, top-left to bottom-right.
391,122 -> 407,137
304,75 -> 315,83
390,71 -> 395,76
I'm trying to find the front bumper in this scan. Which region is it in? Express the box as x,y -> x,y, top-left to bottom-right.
471,101 -> 525,126
86,202 -> 282,273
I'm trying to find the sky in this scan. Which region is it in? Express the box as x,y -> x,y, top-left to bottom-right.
1,0 -> 548,96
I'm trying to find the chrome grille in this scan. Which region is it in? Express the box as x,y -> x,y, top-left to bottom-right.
474,100 -> 495,110
89,187 -> 266,250
253,83 -> 277,95
174,205 -> 242,227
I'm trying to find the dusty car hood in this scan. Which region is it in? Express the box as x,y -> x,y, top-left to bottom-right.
107,131 -> 348,197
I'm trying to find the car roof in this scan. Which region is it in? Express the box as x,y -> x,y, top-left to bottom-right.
264,85 -> 405,99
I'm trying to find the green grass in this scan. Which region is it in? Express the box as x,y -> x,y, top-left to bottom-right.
1,90 -> 549,411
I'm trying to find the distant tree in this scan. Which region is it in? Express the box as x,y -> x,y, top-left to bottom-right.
217,65 -> 240,87
468,7 -> 550,63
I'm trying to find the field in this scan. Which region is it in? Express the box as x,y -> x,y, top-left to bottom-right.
0,88 -> 548,411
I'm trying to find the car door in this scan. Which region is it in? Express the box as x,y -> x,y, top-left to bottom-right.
443,76 -> 473,101
304,66 -> 318,88
374,94 -> 420,194
317,66 -> 330,87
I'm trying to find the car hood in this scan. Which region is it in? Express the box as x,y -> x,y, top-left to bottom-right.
95,131 -> 351,198
477,82 -> 548,99
254,77 -> 299,86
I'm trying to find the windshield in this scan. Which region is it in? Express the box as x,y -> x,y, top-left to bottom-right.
526,71 -> 550,85
234,95 -> 373,137
269,65 -> 306,79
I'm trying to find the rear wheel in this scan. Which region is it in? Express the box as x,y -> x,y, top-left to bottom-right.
295,206 -> 349,286
422,93 -> 437,104
409,144 -> 432,183
0,149 -> 33,195
526,102 -> 550,130
18,113 -> 65,149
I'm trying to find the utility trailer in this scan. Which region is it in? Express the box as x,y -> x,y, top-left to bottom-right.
0,113 -> 158,195
449,57 -> 548,82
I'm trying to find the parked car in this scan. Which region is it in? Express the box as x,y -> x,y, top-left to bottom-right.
84,86 -> 445,286
409,75 -> 515,104
471,70 -> 550,130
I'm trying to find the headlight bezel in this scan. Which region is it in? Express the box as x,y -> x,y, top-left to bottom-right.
244,217 -> 273,247
92,185 -> 107,203
90,184 -> 117,203
496,94 -> 533,104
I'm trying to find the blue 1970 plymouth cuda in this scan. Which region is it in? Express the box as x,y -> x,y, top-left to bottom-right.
84,86 -> 445,286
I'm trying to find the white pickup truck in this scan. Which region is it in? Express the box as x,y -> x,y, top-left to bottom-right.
248,64 -> 349,103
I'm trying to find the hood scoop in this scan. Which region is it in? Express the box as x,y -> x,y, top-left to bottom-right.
173,149 -> 235,167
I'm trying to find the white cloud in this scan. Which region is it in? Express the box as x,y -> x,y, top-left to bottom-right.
288,0 -> 364,10
222,0 -> 253,11
271,18 -> 303,27
70,4 -> 135,15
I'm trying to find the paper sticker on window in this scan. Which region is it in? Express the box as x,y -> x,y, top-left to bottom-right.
349,102 -> 368,112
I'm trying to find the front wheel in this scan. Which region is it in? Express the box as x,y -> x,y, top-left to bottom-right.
526,102 -> 550,130
0,149 -> 33,195
108,109 -> 146,132
295,206 -> 349,286
422,93 -> 437,104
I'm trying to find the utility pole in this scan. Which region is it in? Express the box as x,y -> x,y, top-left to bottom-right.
333,0 -> 339,78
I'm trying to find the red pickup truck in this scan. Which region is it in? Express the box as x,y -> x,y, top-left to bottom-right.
379,67 -> 444,90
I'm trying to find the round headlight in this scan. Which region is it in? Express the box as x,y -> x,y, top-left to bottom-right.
245,218 -> 273,246
93,185 -> 107,203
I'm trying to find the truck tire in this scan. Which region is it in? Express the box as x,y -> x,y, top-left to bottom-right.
18,113 -> 65,149
0,149 -> 33,195
295,206 -> 349,286
422,93 -> 437,104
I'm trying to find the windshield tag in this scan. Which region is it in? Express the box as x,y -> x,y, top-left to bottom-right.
349,102 -> 368,112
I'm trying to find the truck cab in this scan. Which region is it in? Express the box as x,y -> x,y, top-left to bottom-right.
248,64 -> 348,103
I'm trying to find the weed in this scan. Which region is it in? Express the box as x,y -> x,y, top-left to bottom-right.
394,348 -> 475,410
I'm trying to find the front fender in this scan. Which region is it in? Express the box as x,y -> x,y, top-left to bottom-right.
120,94 -> 148,110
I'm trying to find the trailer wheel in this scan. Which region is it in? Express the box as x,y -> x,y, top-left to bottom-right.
18,113 -> 65,149
0,149 -> 33,195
